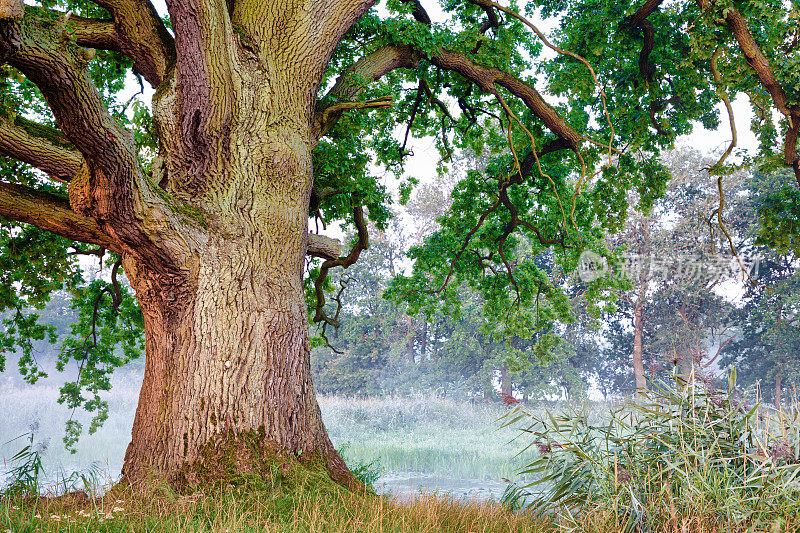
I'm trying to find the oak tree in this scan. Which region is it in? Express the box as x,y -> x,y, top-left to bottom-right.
0,0 -> 798,488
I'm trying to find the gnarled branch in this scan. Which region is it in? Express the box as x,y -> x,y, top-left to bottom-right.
313,204 -> 369,327
700,0 -> 800,182
0,109 -> 82,182
0,181 -> 122,253
88,0 -> 174,86
313,96 -> 394,140
0,12 -> 178,269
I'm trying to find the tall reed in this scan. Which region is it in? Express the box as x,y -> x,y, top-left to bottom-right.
502,370 -> 800,531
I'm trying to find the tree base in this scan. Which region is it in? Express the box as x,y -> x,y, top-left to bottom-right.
166,429 -> 362,494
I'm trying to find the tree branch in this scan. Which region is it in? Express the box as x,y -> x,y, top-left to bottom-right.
315,42 -> 582,152
0,12 -> 168,260
0,181 -> 122,253
622,0 -> 664,87
313,204 -> 369,327
313,96 -> 394,141
427,48 -> 582,150
313,44 -> 417,142
64,12 -> 120,51
87,0 -> 174,86
0,109 -> 82,182
307,233 -> 341,260
626,0 -> 663,27
399,0 -> 431,25
701,0 -> 800,182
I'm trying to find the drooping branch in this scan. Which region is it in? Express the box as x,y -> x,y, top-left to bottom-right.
427,48 -> 582,150
313,44 -> 417,143
315,42 -> 582,151
0,109 -> 82,182
88,0 -> 174,86
0,181 -> 122,253
429,196 -> 503,295
700,0 -> 800,181
313,204 -> 369,327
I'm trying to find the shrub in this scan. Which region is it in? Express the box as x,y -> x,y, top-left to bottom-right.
337,442 -> 383,490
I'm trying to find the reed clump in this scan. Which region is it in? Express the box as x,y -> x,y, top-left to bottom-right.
502,370 -> 800,532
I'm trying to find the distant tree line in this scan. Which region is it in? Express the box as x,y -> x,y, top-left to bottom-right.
311,149 -> 800,407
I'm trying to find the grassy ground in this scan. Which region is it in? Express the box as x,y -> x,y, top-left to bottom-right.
4,382 -> 800,531
2,475 -> 798,532
319,395 -> 528,480
0,459 -> 551,533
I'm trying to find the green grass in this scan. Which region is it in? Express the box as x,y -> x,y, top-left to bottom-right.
319,395 -> 531,480
0,470 -> 550,533
5,385 -> 800,531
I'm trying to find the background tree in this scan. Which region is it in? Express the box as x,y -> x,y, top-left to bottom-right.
722,169 -> 800,407
599,148 -> 745,394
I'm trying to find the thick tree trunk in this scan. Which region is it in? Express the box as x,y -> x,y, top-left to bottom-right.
121,82 -> 356,486
120,227 -> 354,488
775,375 -> 782,410
632,298 -> 646,396
0,0 -> 376,490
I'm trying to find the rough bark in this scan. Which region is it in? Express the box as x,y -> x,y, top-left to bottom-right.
0,182 -> 121,252
0,110 -> 82,182
120,244 -> 352,486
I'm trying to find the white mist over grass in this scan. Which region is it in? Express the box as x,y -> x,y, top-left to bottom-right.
0,366 -> 142,491
320,395 -> 526,480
